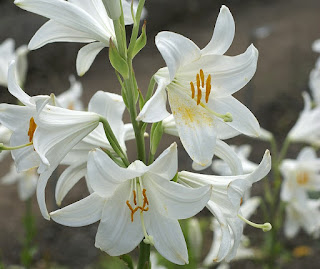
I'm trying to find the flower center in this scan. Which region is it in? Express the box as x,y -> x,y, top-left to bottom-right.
190,69 -> 212,105
126,188 -> 149,222
296,171 -> 309,185
27,117 -> 37,142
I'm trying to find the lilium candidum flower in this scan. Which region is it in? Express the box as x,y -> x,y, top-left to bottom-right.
0,38 -> 28,87
14,0 -> 135,76
280,147 -> 320,202
178,150 -> 271,261
137,5 -> 260,167
50,143 -> 211,265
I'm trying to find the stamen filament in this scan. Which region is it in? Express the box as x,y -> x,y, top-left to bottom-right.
199,103 -> 233,122
0,142 -> 33,151
238,214 -> 272,232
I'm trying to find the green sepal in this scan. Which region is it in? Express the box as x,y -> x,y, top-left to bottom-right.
120,254 -> 134,269
150,121 -> 163,155
171,172 -> 178,182
132,21 -> 147,58
109,38 -> 129,79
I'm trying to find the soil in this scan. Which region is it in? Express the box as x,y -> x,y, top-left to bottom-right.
0,0 -> 320,268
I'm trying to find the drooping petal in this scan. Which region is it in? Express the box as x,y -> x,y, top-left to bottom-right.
0,104 -> 33,131
76,42 -> 105,76
137,79 -> 170,122
210,95 -> 260,137
29,20 -> 95,50
37,168 -> 54,219
145,209 -> 188,265
87,148 -> 142,196
147,143 -> 178,180
55,161 -> 87,206
167,89 -> 216,167
50,192 -> 105,226
96,180 -> 144,255
15,0 -> 110,44
155,31 -> 201,81
201,5 -> 235,55
144,176 -> 211,220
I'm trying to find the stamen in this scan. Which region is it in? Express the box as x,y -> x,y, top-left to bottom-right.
197,84 -> 202,105
297,171 -> 309,185
28,117 -> 37,142
190,82 -> 195,99
205,74 -> 211,103
238,214 -> 272,232
133,190 -> 137,205
126,189 -> 149,222
196,73 -> 200,89
200,69 -> 205,88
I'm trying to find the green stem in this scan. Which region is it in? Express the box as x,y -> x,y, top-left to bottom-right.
137,241 -> 150,269
144,76 -> 156,105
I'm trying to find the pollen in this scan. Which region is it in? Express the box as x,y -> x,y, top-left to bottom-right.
296,171 -> 309,185
190,69 -> 212,105
28,117 -> 37,142
126,188 -> 149,222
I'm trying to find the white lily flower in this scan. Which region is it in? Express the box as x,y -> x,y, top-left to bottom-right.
284,197 -> 320,239
187,218 -> 202,259
0,124 -> 12,161
212,145 -> 258,176
15,0 -> 135,76
288,92 -> 320,146
312,39 -> 320,53
0,38 -> 28,87
50,143 -> 211,265
280,147 -> 320,202
55,91 -> 134,205
137,5 -> 259,167
309,57 -> 320,106
203,197 -> 261,266
1,164 -> 37,201
178,150 -> 271,262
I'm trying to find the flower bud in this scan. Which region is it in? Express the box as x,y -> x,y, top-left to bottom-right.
102,0 -> 121,20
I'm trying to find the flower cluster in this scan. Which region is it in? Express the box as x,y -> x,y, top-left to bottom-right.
0,1 -> 273,267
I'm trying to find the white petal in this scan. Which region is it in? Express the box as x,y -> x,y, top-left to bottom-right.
155,31 -> 201,81
15,45 -> 29,87
210,95 -> 260,137
312,39 -> 320,53
29,20 -> 95,50
202,5 -> 235,55
96,180 -> 144,255
144,176 -> 211,219
145,210 -> 188,265
167,89 -> 216,167
50,193 -> 105,226
0,104 -> 34,131
1,164 -> 19,185
147,143 -> 178,180
76,42 -> 105,76
57,75 -> 83,111
18,168 -> 38,201
7,61 -> 32,106
37,168 -> 54,219
55,161 -> 87,206
15,0 -> 110,44
87,148 -> 142,196
137,79 -> 170,122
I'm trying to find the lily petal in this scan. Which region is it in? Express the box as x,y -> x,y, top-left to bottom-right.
202,5 -> 235,55
76,42 -> 105,76
155,31 -> 201,81
50,192 -> 105,226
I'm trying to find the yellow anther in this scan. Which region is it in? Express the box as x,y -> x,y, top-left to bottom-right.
197,84 -> 202,105
196,73 -> 200,89
200,69 -> 205,88
297,171 -> 309,185
205,74 -> 212,103
28,117 -> 37,142
126,189 -> 149,222
190,82 -> 195,99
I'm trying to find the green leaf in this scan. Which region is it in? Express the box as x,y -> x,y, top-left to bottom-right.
132,21 -> 147,58
120,254 -> 134,269
109,39 -> 129,79
150,121 -> 163,155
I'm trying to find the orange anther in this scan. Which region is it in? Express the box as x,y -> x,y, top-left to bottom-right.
205,74 -> 212,103
297,172 -> 309,185
126,189 -> 149,222
190,82 -> 195,99
28,117 -> 37,142
197,85 -> 202,105
133,190 -> 137,205
200,69 -> 205,88
196,73 -> 200,89
142,188 -> 149,206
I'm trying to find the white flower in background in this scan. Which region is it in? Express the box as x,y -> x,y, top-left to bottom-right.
212,145 -> 258,176
187,218 -> 203,260
284,197 -> 320,239
0,38 -> 28,87
280,147 -> 320,202
257,127 -> 273,142
150,252 -> 167,269
138,5 -> 260,167
203,197 -> 261,267
55,91 -> 135,206
312,39 -> 320,53
15,0 -> 136,76
50,144 -> 211,265
0,124 -> 12,161
309,57 -> 320,106
288,92 -> 320,146
1,164 -> 37,201
178,150 -> 271,262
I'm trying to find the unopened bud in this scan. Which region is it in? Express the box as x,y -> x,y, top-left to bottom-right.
102,0 -> 121,20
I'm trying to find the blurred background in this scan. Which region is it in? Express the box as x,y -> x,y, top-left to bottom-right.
1,0 -> 320,268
